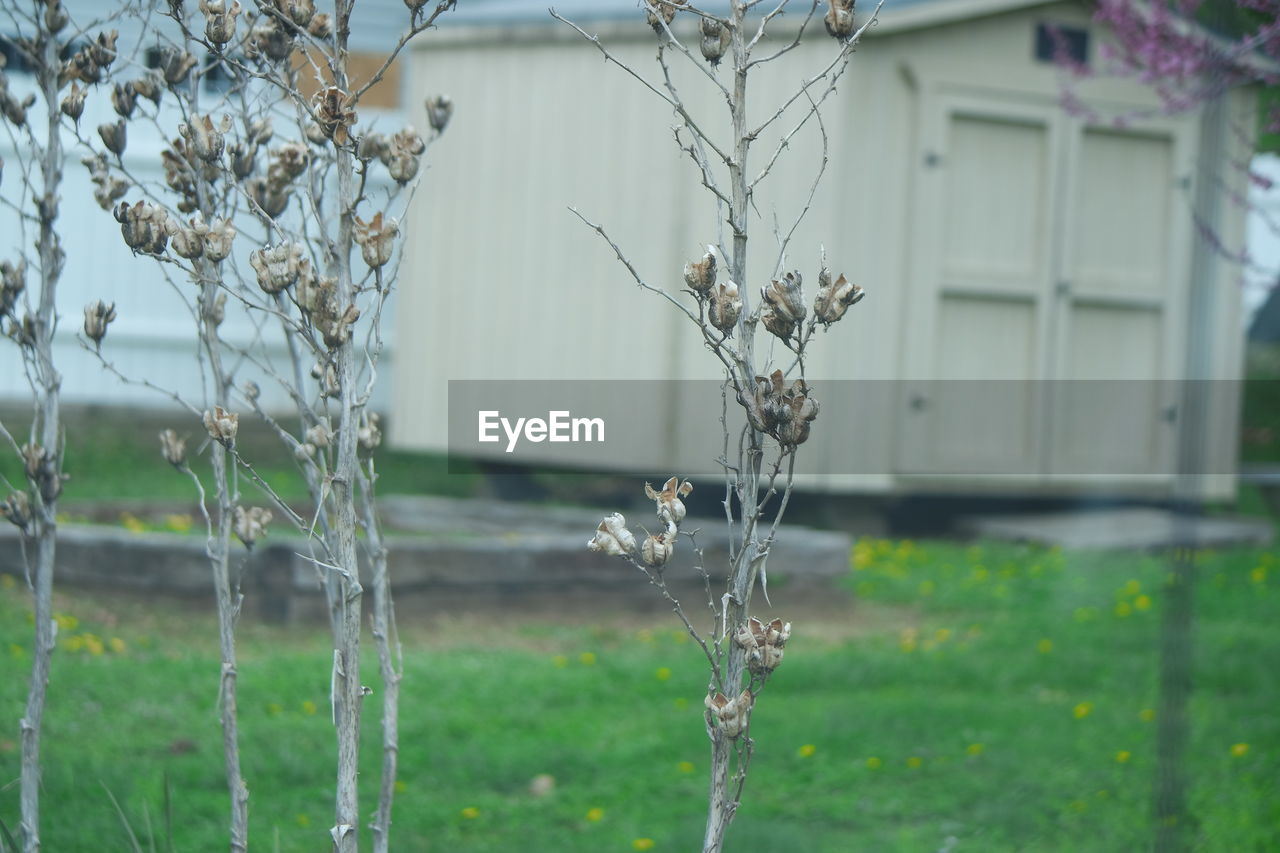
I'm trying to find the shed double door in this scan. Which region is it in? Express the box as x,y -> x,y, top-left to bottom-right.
898,91 -> 1194,482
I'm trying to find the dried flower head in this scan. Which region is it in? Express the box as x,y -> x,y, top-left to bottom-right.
130,74 -> 162,106
83,300 -> 116,346
242,380 -> 260,402
268,142 -> 309,184
86,156 -> 129,211
734,616 -> 791,675
247,176 -> 292,218
159,48 -> 198,86
203,217 -> 236,263
250,243 -> 305,294
645,0 -> 687,33
354,212 -> 398,268
203,405 -> 239,447
704,689 -> 753,738
60,81 -> 86,122
168,216 -> 209,260
644,477 -> 693,525
683,248 -> 716,294
98,119 -> 127,156
314,87 -> 356,145
587,512 -> 636,556
425,94 -> 453,133
248,20 -> 294,63
180,114 -> 231,163
158,429 -> 187,468
308,12 -> 332,38
305,421 -> 331,448
641,530 -> 675,567
813,267 -> 863,327
234,505 -> 272,548
824,0 -> 855,40
277,0 -> 316,28
200,0 -> 242,46
358,412 -> 382,449
114,200 -> 170,254
699,17 -> 731,65
209,291 -> 227,327
111,82 -> 137,118
0,490 -> 31,532
761,271 -> 806,341
707,280 -> 742,334
21,443 -> 62,503
0,260 -> 25,317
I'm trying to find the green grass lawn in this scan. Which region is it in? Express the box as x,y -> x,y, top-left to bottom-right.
1,538 -> 1277,851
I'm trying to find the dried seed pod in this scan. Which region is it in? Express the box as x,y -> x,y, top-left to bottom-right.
704,689 -> 753,738
761,272 -> 806,341
1,260 -> 25,317
248,21 -> 294,63
249,243 -> 305,294
21,443 -> 62,504
158,429 -> 187,468
305,421 -> 331,448
587,513 -> 636,556
0,490 -> 31,532
111,82 -> 137,118
699,17 -> 731,65
314,87 -> 356,145
247,176 -> 291,218
228,140 -> 258,179
358,132 -> 389,162
320,303 -> 359,348
242,380 -> 260,402
60,81 -> 86,122
735,616 -> 791,675
203,405 -> 239,447
308,12 -> 332,38
358,412 -> 382,449
707,280 -> 742,334
354,212 -> 398,268
404,0 -> 429,12
130,74 -> 162,106
644,476 -> 692,525
167,216 -> 208,259
83,300 -> 116,346
824,0 -> 855,40
234,505 -> 272,548
114,200 -> 170,254
200,0 -> 242,46
44,0 -> 68,33
425,94 -> 453,133
641,531 -> 675,567
645,0 -> 686,33
267,141 -> 309,183
279,0 -> 315,27
179,114 -> 231,163
813,267 -> 863,326
159,48 -> 198,86
203,217 -> 236,263
89,30 -> 118,69
98,119 -> 127,156
683,248 -> 716,294
209,291 -> 227,327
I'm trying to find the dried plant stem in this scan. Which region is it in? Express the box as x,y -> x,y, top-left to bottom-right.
18,23 -> 68,853
361,464 -> 400,853
201,298 -> 249,853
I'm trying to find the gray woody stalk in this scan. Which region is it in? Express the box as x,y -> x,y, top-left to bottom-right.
561,1 -> 877,850
85,1 -> 456,850
0,3 -> 121,851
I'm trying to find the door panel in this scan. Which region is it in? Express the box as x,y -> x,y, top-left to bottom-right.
899,97 -> 1057,476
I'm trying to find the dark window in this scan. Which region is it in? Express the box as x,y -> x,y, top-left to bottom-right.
1035,22 -> 1089,67
145,46 -> 165,69
0,34 -> 34,73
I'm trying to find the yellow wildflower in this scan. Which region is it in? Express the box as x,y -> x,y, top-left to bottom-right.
1037,638 -> 1054,654
460,806 -> 480,820
632,839 -> 655,851
301,700 -> 318,716
865,756 -> 882,770
655,667 -> 672,681
906,756 -> 923,769
1231,743 -> 1249,757
677,761 -> 695,774
579,652 -> 596,665
966,743 -> 984,756
1073,702 -> 1093,720
1115,750 -> 1131,764
798,744 -> 816,758
585,807 -> 604,822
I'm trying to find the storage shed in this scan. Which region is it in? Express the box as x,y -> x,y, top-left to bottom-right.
393,0 -> 1253,500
